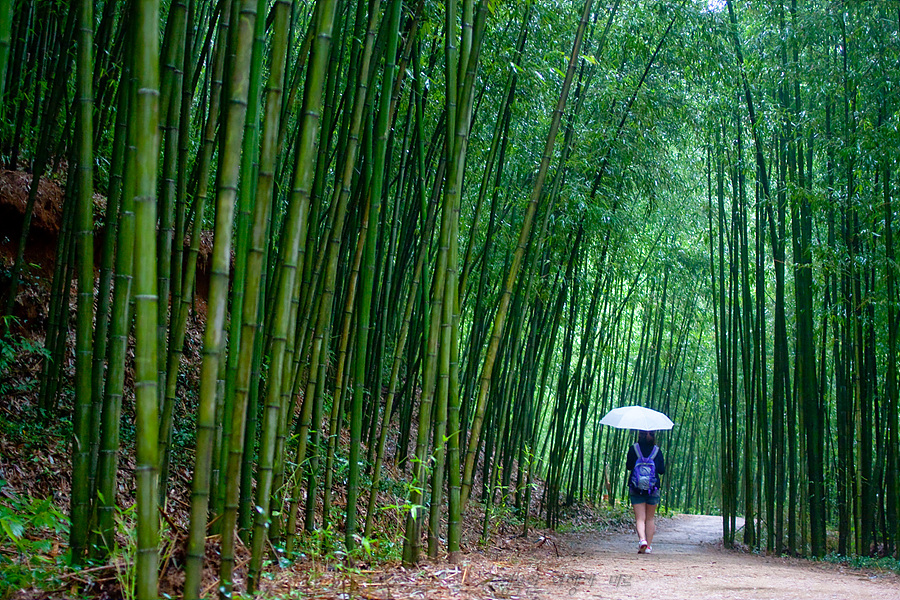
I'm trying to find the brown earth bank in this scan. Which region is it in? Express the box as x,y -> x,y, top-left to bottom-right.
0,167 -> 216,324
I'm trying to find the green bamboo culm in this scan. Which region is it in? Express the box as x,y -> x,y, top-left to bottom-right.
237,0 -> 292,591
183,0 -> 259,596
167,0 -> 196,335
69,0 -> 94,566
155,0 -> 191,497
403,136 -> 449,565
90,56 -> 134,559
259,5 -> 316,536
441,0 -> 489,561
421,0 -> 461,562
346,0 -> 403,550
155,0 -> 189,421
216,0 -> 267,531
169,0 -> 232,525
0,0 -> 14,119
88,2 -> 139,509
206,0 -> 238,526
131,0 -> 161,598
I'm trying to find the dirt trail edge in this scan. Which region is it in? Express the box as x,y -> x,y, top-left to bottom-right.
526,514 -> 900,600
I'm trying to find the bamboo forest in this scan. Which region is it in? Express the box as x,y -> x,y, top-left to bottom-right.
1,0 -> 899,597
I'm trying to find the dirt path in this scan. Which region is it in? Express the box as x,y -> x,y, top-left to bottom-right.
522,515 -> 900,600
255,515 -> 900,600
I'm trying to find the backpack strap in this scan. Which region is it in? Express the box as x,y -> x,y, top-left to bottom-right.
648,445 -> 659,460
633,442 -> 644,459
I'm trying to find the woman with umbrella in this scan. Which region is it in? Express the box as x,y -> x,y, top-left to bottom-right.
626,430 -> 665,554
599,406 -> 672,554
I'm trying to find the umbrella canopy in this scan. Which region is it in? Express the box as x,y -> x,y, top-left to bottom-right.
599,405 -> 674,431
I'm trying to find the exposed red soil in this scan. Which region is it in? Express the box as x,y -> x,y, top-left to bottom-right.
0,167 -> 215,327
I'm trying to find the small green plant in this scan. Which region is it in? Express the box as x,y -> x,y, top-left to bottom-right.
109,504 -> 138,600
480,485 -> 523,544
347,532 -> 401,563
377,475 -> 408,498
0,492 -> 65,546
0,481 -> 69,599
104,503 -> 177,600
287,523 -> 343,562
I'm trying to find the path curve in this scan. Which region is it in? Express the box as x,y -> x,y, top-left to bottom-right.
532,514 -> 900,600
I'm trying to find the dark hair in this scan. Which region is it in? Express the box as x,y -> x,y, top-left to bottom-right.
638,430 -> 656,444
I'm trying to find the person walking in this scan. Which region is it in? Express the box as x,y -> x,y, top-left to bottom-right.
626,430 -> 665,554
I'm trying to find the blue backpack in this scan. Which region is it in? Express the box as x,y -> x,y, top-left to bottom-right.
630,443 -> 659,492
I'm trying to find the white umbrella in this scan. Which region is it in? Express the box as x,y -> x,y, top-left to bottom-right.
599,405 -> 674,431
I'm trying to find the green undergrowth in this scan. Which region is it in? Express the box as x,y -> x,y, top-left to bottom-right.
277,519 -> 404,566
0,323 -> 70,452
0,323 -> 48,416
0,404 -> 71,455
0,317 -> 47,398
554,500 -> 650,534
821,552 -> 900,574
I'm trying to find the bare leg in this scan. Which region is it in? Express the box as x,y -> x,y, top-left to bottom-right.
645,502 -> 657,545
633,502 -> 647,542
